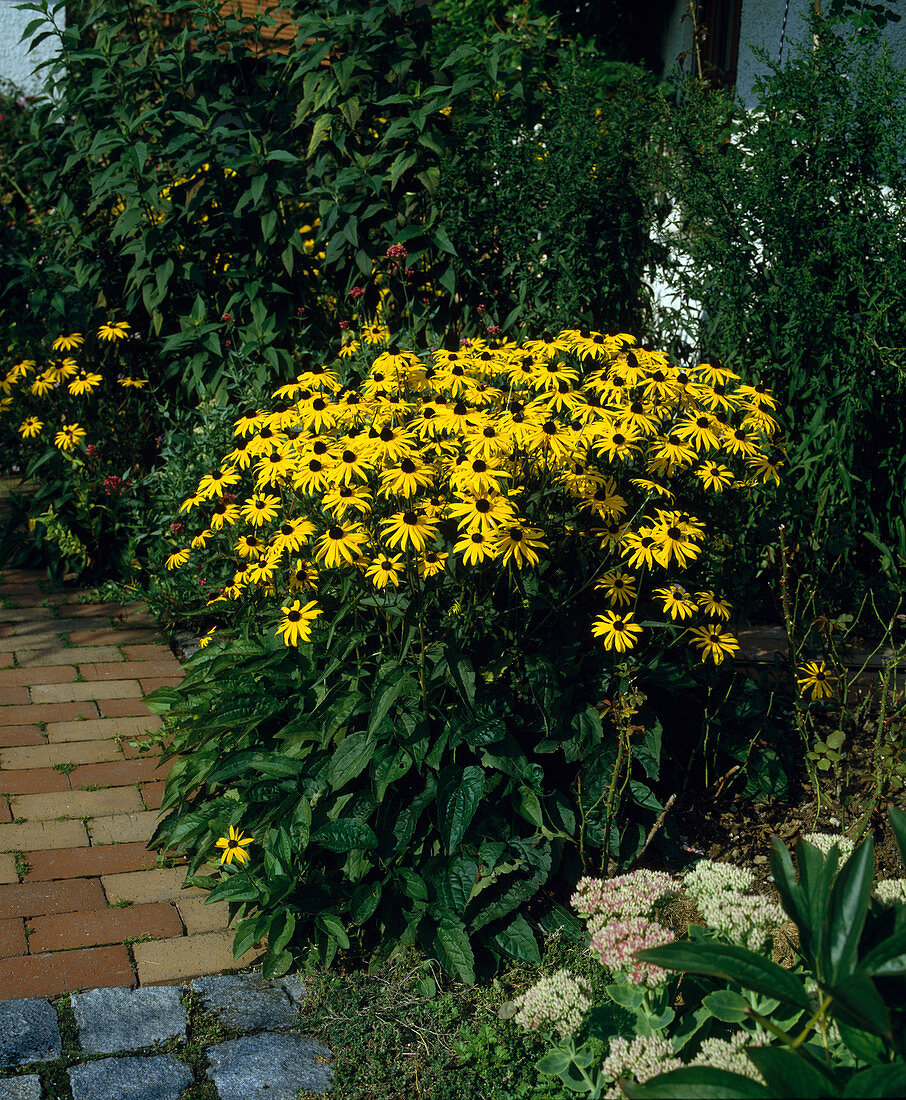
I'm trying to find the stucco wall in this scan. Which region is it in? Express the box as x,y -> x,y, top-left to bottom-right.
0,1 -> 61,94
662,0 -> 906,105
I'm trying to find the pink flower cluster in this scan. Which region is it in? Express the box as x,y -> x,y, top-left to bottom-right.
599,1035 -> 681,1098
571,870 -> 677,922
589,916 -> 675,987
513,969 -> 592,1039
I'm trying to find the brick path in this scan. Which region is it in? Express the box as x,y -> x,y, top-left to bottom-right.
0,568 -> 261,1001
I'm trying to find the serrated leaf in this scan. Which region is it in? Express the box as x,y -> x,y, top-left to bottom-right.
439,765 -> 483,853
328,730 -> 376,791
435,920 -> 475,984
492,914 -> 541,965
312,818 -> 378,852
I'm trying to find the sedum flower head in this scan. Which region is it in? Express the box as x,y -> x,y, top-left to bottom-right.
874,878 -> 906,906
802,832 -> 855,861
589,916 -> 675,987
513,969 -> 592,1039
599,1036 -> 681,1098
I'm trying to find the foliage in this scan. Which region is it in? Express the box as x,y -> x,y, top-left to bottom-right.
516,809 -> 906,1098
144,322 -> 778,981
0,325 -> 157,578
653,12 -> 906,618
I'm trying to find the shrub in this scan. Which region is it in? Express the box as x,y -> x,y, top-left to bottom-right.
145,321 -> 778,981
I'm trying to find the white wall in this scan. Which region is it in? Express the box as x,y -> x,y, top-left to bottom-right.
0,1 -> 61,94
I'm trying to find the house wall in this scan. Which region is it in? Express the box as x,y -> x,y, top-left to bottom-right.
662,0 -> 906,105
0,0 -> 62,94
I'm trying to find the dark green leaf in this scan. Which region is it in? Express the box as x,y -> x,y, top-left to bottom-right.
439,765 -> 483,853
843,1065 -> 906,1098
622,1066 -> 770,1098
328,730 -> 376,791
702,990 -> 750,1023
827,835 -> 873,982
745,1046 -> 839,1098
492,914 -> 541,965
435,920 -> 475,984
312,819 -> 378,852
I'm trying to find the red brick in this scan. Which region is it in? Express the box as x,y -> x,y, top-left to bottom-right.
65,604 -> 120,619
97,698 -> 158,718
0,944 -> 134,999
122,644 -> 177,661
0,877 -> 106,918
140,782 -> 167,810
0,802 -> 10,823
0,724 -> 47,747
28,901 -> 183,952
69,757 -> 167,788
23,843 -> 163,882
68,629 -> 160,646
0,917 -> 26,958
0,768 -> 70,795
80,660 -> 180,681
0,687 -> 30,706
0,702 -> 99,727
0,667 -> 77,688
139,678 -> 183,694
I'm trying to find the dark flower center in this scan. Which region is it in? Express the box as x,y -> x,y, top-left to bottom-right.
403,511 -> 418,525
667,526 -> 682,539
475,499 -> 491,513
342,450 -> 357,464
287,611 -> 301,622
380,427 -> 395,442
401,458 -> 416,473
328,526 -> 344,539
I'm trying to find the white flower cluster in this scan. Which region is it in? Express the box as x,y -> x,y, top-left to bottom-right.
802,832 -> 855,861
571,870 -> 677,922
589,916 -> 675,987
513,969 -> 592,1039
599,1035 -> 681,1099
874,878 -> 906,906
683,860 -> 783,951
689,1033 -> 766,1083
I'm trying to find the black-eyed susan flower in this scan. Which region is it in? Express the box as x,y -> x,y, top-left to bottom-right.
448,493 -> 515,534
240,494 -> 281,527
314,522 -> 369,568
198,467 -> 241,498
51,332 -> 84,351
118,376 -> 148,389
382,510 -> 439,553
589,422 -> 641,464
591,611 -> 643,653
165,548 -> 191,570
288,558 -> 319,591
417,549 -> 448,578
30,373 -> 55,397
67,369 -> 103,396
254,447 -> 297,489
271,516 -> 316,554
746,452 -> 784,485
190,529 -> 213,550
449,456 -> 511,497
54,423 -> 86,451
594,572 -> 637,608
97,320 -> 131,341
210,500 -> 241,530
695,591 -> 732,621
797,659 -> 837,701
215,824 -> 254,865
687,625 -> 740,665
235,534 -> 265,559
365,553 -> 404,588
198,627 -> 217,648
649,511 -> 704,569
494,523 -> 547,569
18,417 -> 43,439
654,585 -> 698,621
276,599 -> 322,645
322,483 -> 373,518
722,426 -> 760,458
380,456 -> 434,498
620,530 -> 659,570
695,461 -> 735,492
454,529 -> 498,565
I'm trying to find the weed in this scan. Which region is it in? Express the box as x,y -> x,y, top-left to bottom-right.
13,851 -> 28,878
56,633 -> 75,649
110,898 -> 134,909
52,762 -> 75,774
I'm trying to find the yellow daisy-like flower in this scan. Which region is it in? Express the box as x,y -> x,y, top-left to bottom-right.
494,523 -> 547,569
591,611 -> 643,653
365,553 -> 405,589
54,424 -> 87,451
687,625 -> 740,665
30,373 -> 55,397
288,558 -> 319,592
215,824 -> 254,866
695,462 -> 735,492
18,417 -> 43,439
314,522 -> 369,568
190,529 -> 213,550
695,591 -> 732,621
271,517 -> 316,555
165,548 -> 191,570
382,510 -> 439,553
210,500 -> 241,530
275,599 -> 322,646
199,627 -> 217,648
51,333 -> 84,352
453,529 -> 499,566
240,494 -> 281,527
98,320 -> 131,341
653,585 -> 699,622
118,377 -> 148,389
797,659 -> 837,701
594,572 -> 637,608
235,534 -> 265,559
67,369 -> 103,396
417,549 -> 448,578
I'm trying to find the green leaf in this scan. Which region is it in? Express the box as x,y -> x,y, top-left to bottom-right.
889,805 -> 906,871
827,835 -> 873,982
825,971 -> 891,1037
290,797 -> 311,851
536,1051 -> 571,1076
328,730 -> 376,791
439,765 -> 484,853
207,874 -> 261,905
262,948 -> 293,980
312,819 -> 378,852
843,1065 -> 906,1098
636,942 -> 811,1010
702,990 -> 750,1023
350,881 -> 382,925
492,914 -> 541,965
745,1047 -> 839,1098
443,647 -> 475,707
268,910 -> 296,955
435,920 -> 475,984
516,786 -> 544,828
316,913 -> 350,950
367,667 -> 409,737
232,917 -> 263,960
859,928 -> 906,977
622,1066 -> 771,1098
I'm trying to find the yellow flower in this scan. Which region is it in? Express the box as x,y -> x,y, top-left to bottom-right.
594,572 -> 637,608
365,553 -> 405,589
653,585 -> 699,622
417,549 -> 448,578
67,369 -> 103,396
687,626 -> 740,665
314,522 -> 369,568
275,599 -> 322,646
797,659 -> 837,701
382,510 -> 439,553
591,611 -> 643,653
494,523 -> 547,569
118,377 -> 148,389
54,423 -> 87,451
165,548 -> 191,570
453,529 -> 498,566
51,333 -> 84,352
199,627 -> 217,648
18,417 -> 43,439
215,824 -> 254,866
695,591 -> 732,621
240,494 -> 281,527
98,320 -> 131,341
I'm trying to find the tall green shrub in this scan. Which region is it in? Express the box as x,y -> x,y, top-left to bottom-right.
655,13 -> 906,614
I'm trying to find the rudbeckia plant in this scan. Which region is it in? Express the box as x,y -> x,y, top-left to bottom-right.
147,324 -> 780,982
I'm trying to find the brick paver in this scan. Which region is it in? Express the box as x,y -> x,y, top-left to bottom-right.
0,568 -> 245,1000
